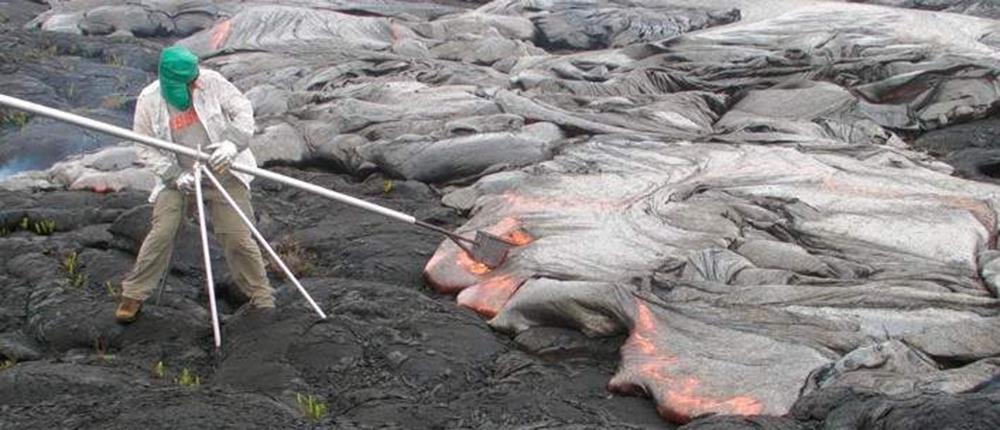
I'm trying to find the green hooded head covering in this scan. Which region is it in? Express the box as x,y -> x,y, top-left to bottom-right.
158,46 -> 199,110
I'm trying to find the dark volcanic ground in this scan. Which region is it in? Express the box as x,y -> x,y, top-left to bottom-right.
0,168 -> 669,429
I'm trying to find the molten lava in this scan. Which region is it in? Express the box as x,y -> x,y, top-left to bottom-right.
628,298 -> 674,359
611,300 -> 763,423
423,215 -> 536,317
456,250 -> 491,275
210,20 -> 232,50
502,228 -> 533,246
423,214 -> 534,301
456,275 -> 524,318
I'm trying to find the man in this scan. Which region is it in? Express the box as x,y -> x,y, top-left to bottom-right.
115,46 -> 275,323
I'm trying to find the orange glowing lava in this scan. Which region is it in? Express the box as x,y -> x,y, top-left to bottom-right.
448,217 -> 535,277
456,275 -> 522,318
389,20 -> 402,43
624,299 -> 672,359
423,216 -> 534,306
654,372 -> 763,422
503,229 -> 533,246
613,300 -> 763,423
489,217 -> 534,248
457,250 -> 491,275
210,20 -> 232,50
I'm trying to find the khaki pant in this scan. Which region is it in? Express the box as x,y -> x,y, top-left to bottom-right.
122,176 -> 275,307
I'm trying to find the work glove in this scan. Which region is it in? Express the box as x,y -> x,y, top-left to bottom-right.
206,140 -> 238,174
175,172 -> 196,193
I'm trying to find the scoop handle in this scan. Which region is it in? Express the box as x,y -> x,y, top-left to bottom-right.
0,93 -> 419,225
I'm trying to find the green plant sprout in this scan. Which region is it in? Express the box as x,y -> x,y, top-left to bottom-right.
105,281 -> 119,300
296,393 -> 328,423
94,337 -> 112,363
13,111 -> 29,127
5,217 -> 58,235
4,111 -> 31,130
175,368 -> 201,387
106,53 -> 125,68
152,361 -> 166,379
32,219 -> 56,235
63,251 -> 88,288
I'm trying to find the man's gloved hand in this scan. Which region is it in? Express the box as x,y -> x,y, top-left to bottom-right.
175,172 -> 196,193
206,140 -> 238,174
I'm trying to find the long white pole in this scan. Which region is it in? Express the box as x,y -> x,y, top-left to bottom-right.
193,163 -> 223,349
0,94 -> 417,225
201,166 -> 327,319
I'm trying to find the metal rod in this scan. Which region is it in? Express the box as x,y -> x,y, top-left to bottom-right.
415,220 -> 477,245
201,166 -> 327,319
235,163 -> 415,224
194,163 -> 223,349
0,94 -> 417,225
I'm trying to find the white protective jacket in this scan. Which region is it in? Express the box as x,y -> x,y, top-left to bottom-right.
133,68 -> 256,202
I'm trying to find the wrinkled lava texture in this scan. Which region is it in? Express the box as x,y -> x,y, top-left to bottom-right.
2,0 -> 1000,428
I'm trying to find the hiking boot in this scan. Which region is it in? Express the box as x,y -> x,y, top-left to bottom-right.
224,297 -> 276,322
248,296 -> 276,309
115,297 -> 143,324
